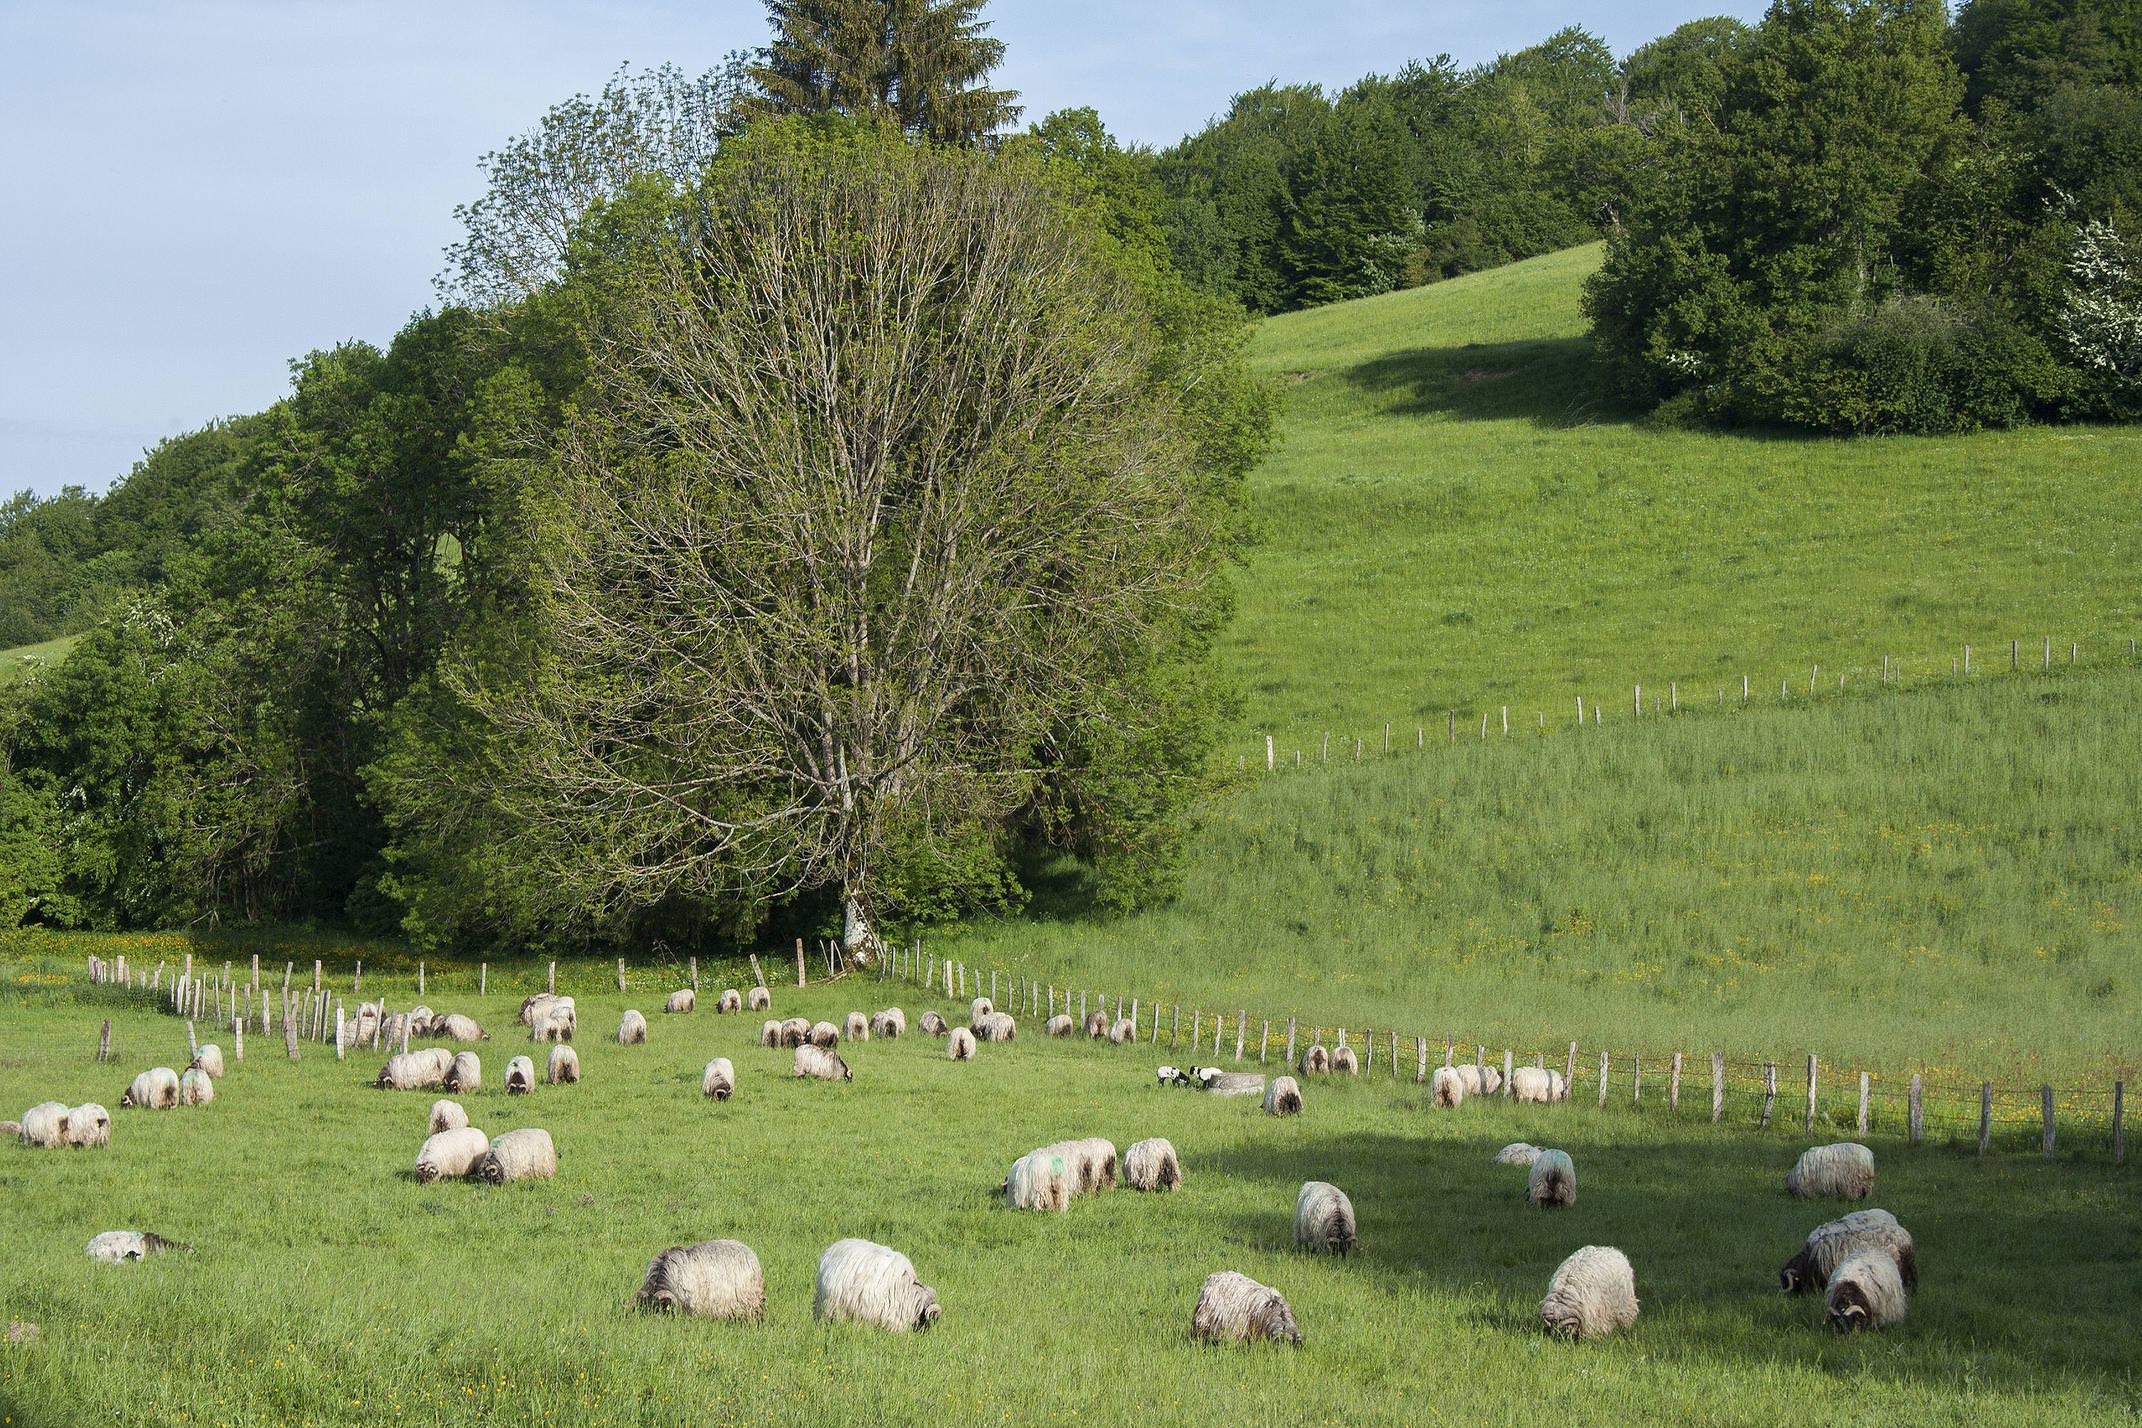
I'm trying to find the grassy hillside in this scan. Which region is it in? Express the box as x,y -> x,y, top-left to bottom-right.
0,634 -> 76,683
1228,244 -> 2142,742
0,963 -> 2131,1427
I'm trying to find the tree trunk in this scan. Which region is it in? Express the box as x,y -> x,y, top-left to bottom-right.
842,890 -> 880,965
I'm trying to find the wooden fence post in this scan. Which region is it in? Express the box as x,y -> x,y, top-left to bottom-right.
1390,1030 -> 1399,1079
1857,1072 -> 1871,1135
1415,1037 -> 1427,1083
2041,1086 -> 2056,1159
479,962 -> 486,997
1213,1014 -> 1223,1056
1284,1018 -> 1295,1066
1171,1005 -> 1181,1047
1633,1053 -> 1642,1105
250,953 -> 260,994
282,993 -> 299,1061
547,961 -> 556,994
1761,1062 -> 1777,1127
2114,1081 -> 2125,1166
1566,1041 -> 1578,1089
1503,1049 -> 1513,1097
335,1007 -> 345,1060
1670,1052 -> 1682,1112
1235,1011 -> 1246,1062
1597,1052 -> 1610,1108
233,1019 -> 243,1061
1805,1053 -> 1818,1134
1908,1074 -> 1923,1145
1978,1082 -> 1993,1154
96,1019 -> 111,1062
795,938 -> 806,988
1259,1020 -> 1270,1063
617,959 -> 626,993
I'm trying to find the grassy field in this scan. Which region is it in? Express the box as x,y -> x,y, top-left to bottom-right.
0,635 -> 77,684
0,955 -> 2134,1427
1229,244 -> 2142,740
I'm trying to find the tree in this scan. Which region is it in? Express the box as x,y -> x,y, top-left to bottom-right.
1279,97 -> 1423,305
752,0 -> 1020,143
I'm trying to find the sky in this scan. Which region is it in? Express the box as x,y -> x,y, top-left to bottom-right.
0,0 -> 1766,501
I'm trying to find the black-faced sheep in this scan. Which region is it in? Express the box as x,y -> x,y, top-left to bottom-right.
1510,1067 -> 1555,1104
794,1044 -> 851,1081
1540,1246 -> 1639,1340
920,1010 -> 950,1037
1331,1045 -> 1359,1075
1200,1069 -> 1267,1097
1494,1142 -> 1543,1167
665,989 -> 695,1014
189,1044 -> 225,1079
1299,1045 -> 1331,1075
121,1067 -> 181,1110
474,1127 -> 556,1184
1125,1137 -> 1181,1191
1190,1271 -> 1301,1347
1263,1075 -> 1303,1116
1295,1181 -> 1356,1255
947,1027 -> 976,1061
813,1239 -> 939,1332
1781,1209 -> 1917,1294
19,1101 -> 70,1147
65,1104 -> 110,1148
808,1021 -> 840,1049
637,1239 -> 765,1320
747,986 -> 770,1011
178,1068 -> 214,1106
717,989 -> 743,1013
1005,1148 -> 1072,1211
1045,1014 -> 1073,1037
1429,1066 -> 1464,1109
1528,1149 -> 1576,1207
871,1008 -> 906,1039
444,1051 -> 482,1094
617,1010 -> 649,1045
429,1099 -> 467,1135
505,1055 -> 536,1095
414,1126 -> 490,1183
970,997 -> 993,1022
546,1045 -> 581,1085
1787,1142 -> 1875,1201
85,1231 -> 187,1263
844,1011 -> 870,1043
782,1016 -> 813,1046
1108,1017 -> 1136,1044
759,1019 -> 784,1048
1825,1249 -> 1908,1331
1156,1065 -> 1193,1088
1083,1011 -> 1109,1038
377,1049 -> 452,1091
975,1012 -> 1016,1043
702,1057 -> 735,1101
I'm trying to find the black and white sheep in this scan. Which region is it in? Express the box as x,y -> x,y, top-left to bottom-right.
1125,1137 -> 1182,1191
1294,1181 -> 1357,1255
702,1058 -> 735,1101
1156,1065 -> 1193,1088
414,1126 -> 490,1183
1263,1075 -> 1303,1116
813,1239 -> 940,1332
844,1011 -> 871,1043
65,1103 -> 110,1148
808,1021 -> 840,1049
920,1010 -> 950,1037
1429,1066 -> 1464,1109
1299,1045 -> 1331,1076
429,1099 -> 467,1135
85,1231 -> 187,1263
946,1027 -> 977,1061
178,1068 -> 215,1106
546,1044 -> 581,1085
444,1051 -> 482,1093
637,1239 -> 765,1320
1825,1249 -> 1908,1332
1781,1209 -> 1917,1294
1787,1142 -> 1875,1200
505,1055 -> 536,1096
1190,1271 -> 1301,1347
1528,1149 -> 1576,1207
975,1011 -> 1016,1042
377,1048 -> 452,1091
794,1044 -> 851,1081
665,989 -> 695,1014
189,1044 -> 225,1079
717,989 -> 743,1014
474,1127 -> 556,1184
617,1010 -> 649,1045
1540,1246 -> 1639,1340
747,986 -> 771,1012
19,1101 -> 71,1147
1044,1014 -> 1074,1037
870,1008 -> 906,1039
121,1067 -> 181,1110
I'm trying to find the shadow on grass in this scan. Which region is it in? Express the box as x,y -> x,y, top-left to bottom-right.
1339,336 -> 1628,428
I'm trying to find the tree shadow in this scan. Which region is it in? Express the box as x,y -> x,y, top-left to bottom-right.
1338,336 -> 1631,428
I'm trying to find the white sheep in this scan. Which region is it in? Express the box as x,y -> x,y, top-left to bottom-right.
505,1055 -> 536,1095
1781,1209 -> 1917,1294
1263,1075 -> 1303,1116
528,997 -> 577,1043
1108,1017 -> 1136,1044
947,1027 -> 976,1061
377,1049 -> 452,1091
178,1068 -> 214,1106
759,1019 -> 785,1047
702,1058 -> 736,1101
518,993 -> 558,1026
1084,1011 -> 1109,1038
1299,1045 -> 1331,1075
65,1104 -> 110,1149
1825,1249 -> 1908,1331
1480,1064 -> 1503,1094
1429,1066 -> 1464,1109
616,1010 -> 649,1045
1510,1067 -> 1555,1104
844,1011 -> 871,1043
1005,1148 -> 1073,1211
665,989 -> 696,1014
975,1012 -> 1016,1042
546,1044 -> 581,1085
433,1013 -> 487,1042
637,1239 -> 765,1319
18,1101 -> 71,1148
1787,1142 -> 1875,1200
813,1239 -> 940,1332
1540,1246 -> 1639,1340
781,1016 -> 813,1046
189,1044 -> 225,1079
717,989 -> 743,1013
1548,1070 -> 1568,1100
970,997 -> 994,1022
474,1127 -> 557,1185
920,1011 -> 950,1037
1528,1149 -> 1576,1208
1295,1181 -> 1357,1255
1064,1137 -> 1119,1193
414,1126 -> 490,1183
1331,1045 -> 1359,1075
870,1008 -> 906,1039
794,1044 -> 851,1081
747,986 -> 771,1011
85,1231 -> 186,1263
1125,1137 -> 1182,1191
1190,1271 -> 1301,1346
444,1051 -> 482,1094
1493,1142 -> 1543,1167
1454,1063 -> 1484,1095
1045,1014 -> 1074,1037
121,1067 -> 181,1110
429,1099 -> 468,1135
809,1021 -> 840,1048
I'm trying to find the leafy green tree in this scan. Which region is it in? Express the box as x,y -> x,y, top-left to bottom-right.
1279,97 -> 1423,304
1954,0 -> 2142,113
751,0 -> 1021,142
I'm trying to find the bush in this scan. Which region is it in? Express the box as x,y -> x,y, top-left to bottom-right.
1760,297 -> 2057,434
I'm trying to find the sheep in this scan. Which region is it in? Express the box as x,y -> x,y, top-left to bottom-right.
747,986 -> 770,1011
1480,1064 -> 1503,1095
376,1049 -> 453,1091
1190,1271 -> 1301,1347
1540,1246 -> 1639,1341
844,1011 -> 871,1043
794,1044 -> 851,1081
19,1101 -> 71,1147
1125,1137 -> 1182,1192
1454,1064 -> 1485,1095
813,1239 -> 939,1332
970,997 -> 993,1022
433,1014 -> 487,1042
474,1127 -> 557,1185
547,1045 -> 581,1085
429,1099 -> 468,1135
1429,1066 -> 1465,1109
1299,1045 -> 1331,1076
1108,1017 -> 1136,1044
1780,1209 -> 1918,1294
702,1058 -> 736,1101
809,1021 -> 840,1049
947,1027 -> 976,1061
178,1068 -> 215,1106
637,1239 -> 765,1320
1528,1149 -> 1577,1208
975,1012 -> 1016,1043
1156,1065 -> 1193,1088
189,1044 -> 225,1079
617,1010 -> 649,1045
717,989 -> 743,1014
1825,1249 -> 1908,1332
64,1104 -> 110,1149
1059,1137 -> 1119,1193
1787,1142 -> 1875,1201
1493,1142 -> 1543,1167
529,997 -> 577,1043
85,1231 -> 187,1263
518,993 -> 557,1025
1511,1067 -> 1555,1104
759,1019 -> 784,1047
782,1016 -> 813,1046
1005,1148 -> 1073,1211
1548,1070 -> 1568,1100
0,1120 -> 18,1140
444,1051 -> 482,1094
1263,1075 -> 1303,1116
121,1067 -> 181,1110
1295,1180 -> 1357,1255
1045,1014 -> 1074,1037
1331,1045 -> 1359,1075
1084,1011 -> 1109,1038
414,1126 -> 490,1183
505,1055 -> 536,1095
404,1006 -> 436,1038
665,989 -> 696,1014
1200,1069 -> 1268,1097
870,1008 -> 906,1039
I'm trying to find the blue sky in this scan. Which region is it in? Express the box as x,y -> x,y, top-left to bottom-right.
0,1 -> 1764,500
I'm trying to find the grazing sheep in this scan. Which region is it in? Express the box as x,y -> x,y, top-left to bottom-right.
529,997 -> 577,1043
794,1044 -> 852,1082
1125,1137 -> 1182,1192
376,1049 -> 453,1091
433,1014 -> 487,1042
759,1019 -> 784,1048
1061,1137 -> 1119,1193
1454,1064 -> 1485,1095
1787,1142 -> 1876,1201
1263,1075 -> 1303,1116
975,1012 -> 1016,1043
1528,1149 -> 1576,1208
970,997 -> 993,1022
518,993 -> 557,1026
665,989 -> 696,1014
747,986 -> 770,1011
1190,1271 -> 1301,1347
1156,1065 -> 1193,1088
920,1011 -> 950,1037
717,989 -> 743,1014
871,1008 -> 906,1039
85,1231 -> 187,1263
844,1011 -> 871,1043
1045,1014 -> 1074,1037
178,1068 -> 215,1106
0,1121 -> 17,1140
444,1051 -> 482,1094
1540,1246 -> 1639,1341
617,1010 -> 649,1045
1295,1181 -> 1357,1255
414,1126 -> 490,1183
1825,1250 -> 1908,1332
637,1239 -> 765,1320
1005,1148 -> 1073,1211
429,1099 -> 468,1135
189,1044 -> 225,1079
1084,1011 -> 1109,1038
1200,1069 -> 1268,1097
782,1016 -> 813,1046
1299,1045 -> 1331,1075
1429,1066 -> 1465,1109
64,1104 -> 110,1149
1781,1209 -> 1918,1294
1480,1064 -> 1503,1095
505,1055 -> 536,1095
946,1027 -> 976,1061
19,1101 -> 70,1148
474,1127 -> 557,1185
1331,1045 -> 1359,1075
813,1239 -> 940,1332
1548,1070 -> 1568,1100
121,1067 -> 181,1110
702,1058 -> 736,1101
547,1045 -> 581,1085
1510,1067 -> 1555,1104
1108,1017 -> 1136,1044
1493,1142 -> 1544,1167
808,1021 -> 840,1049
